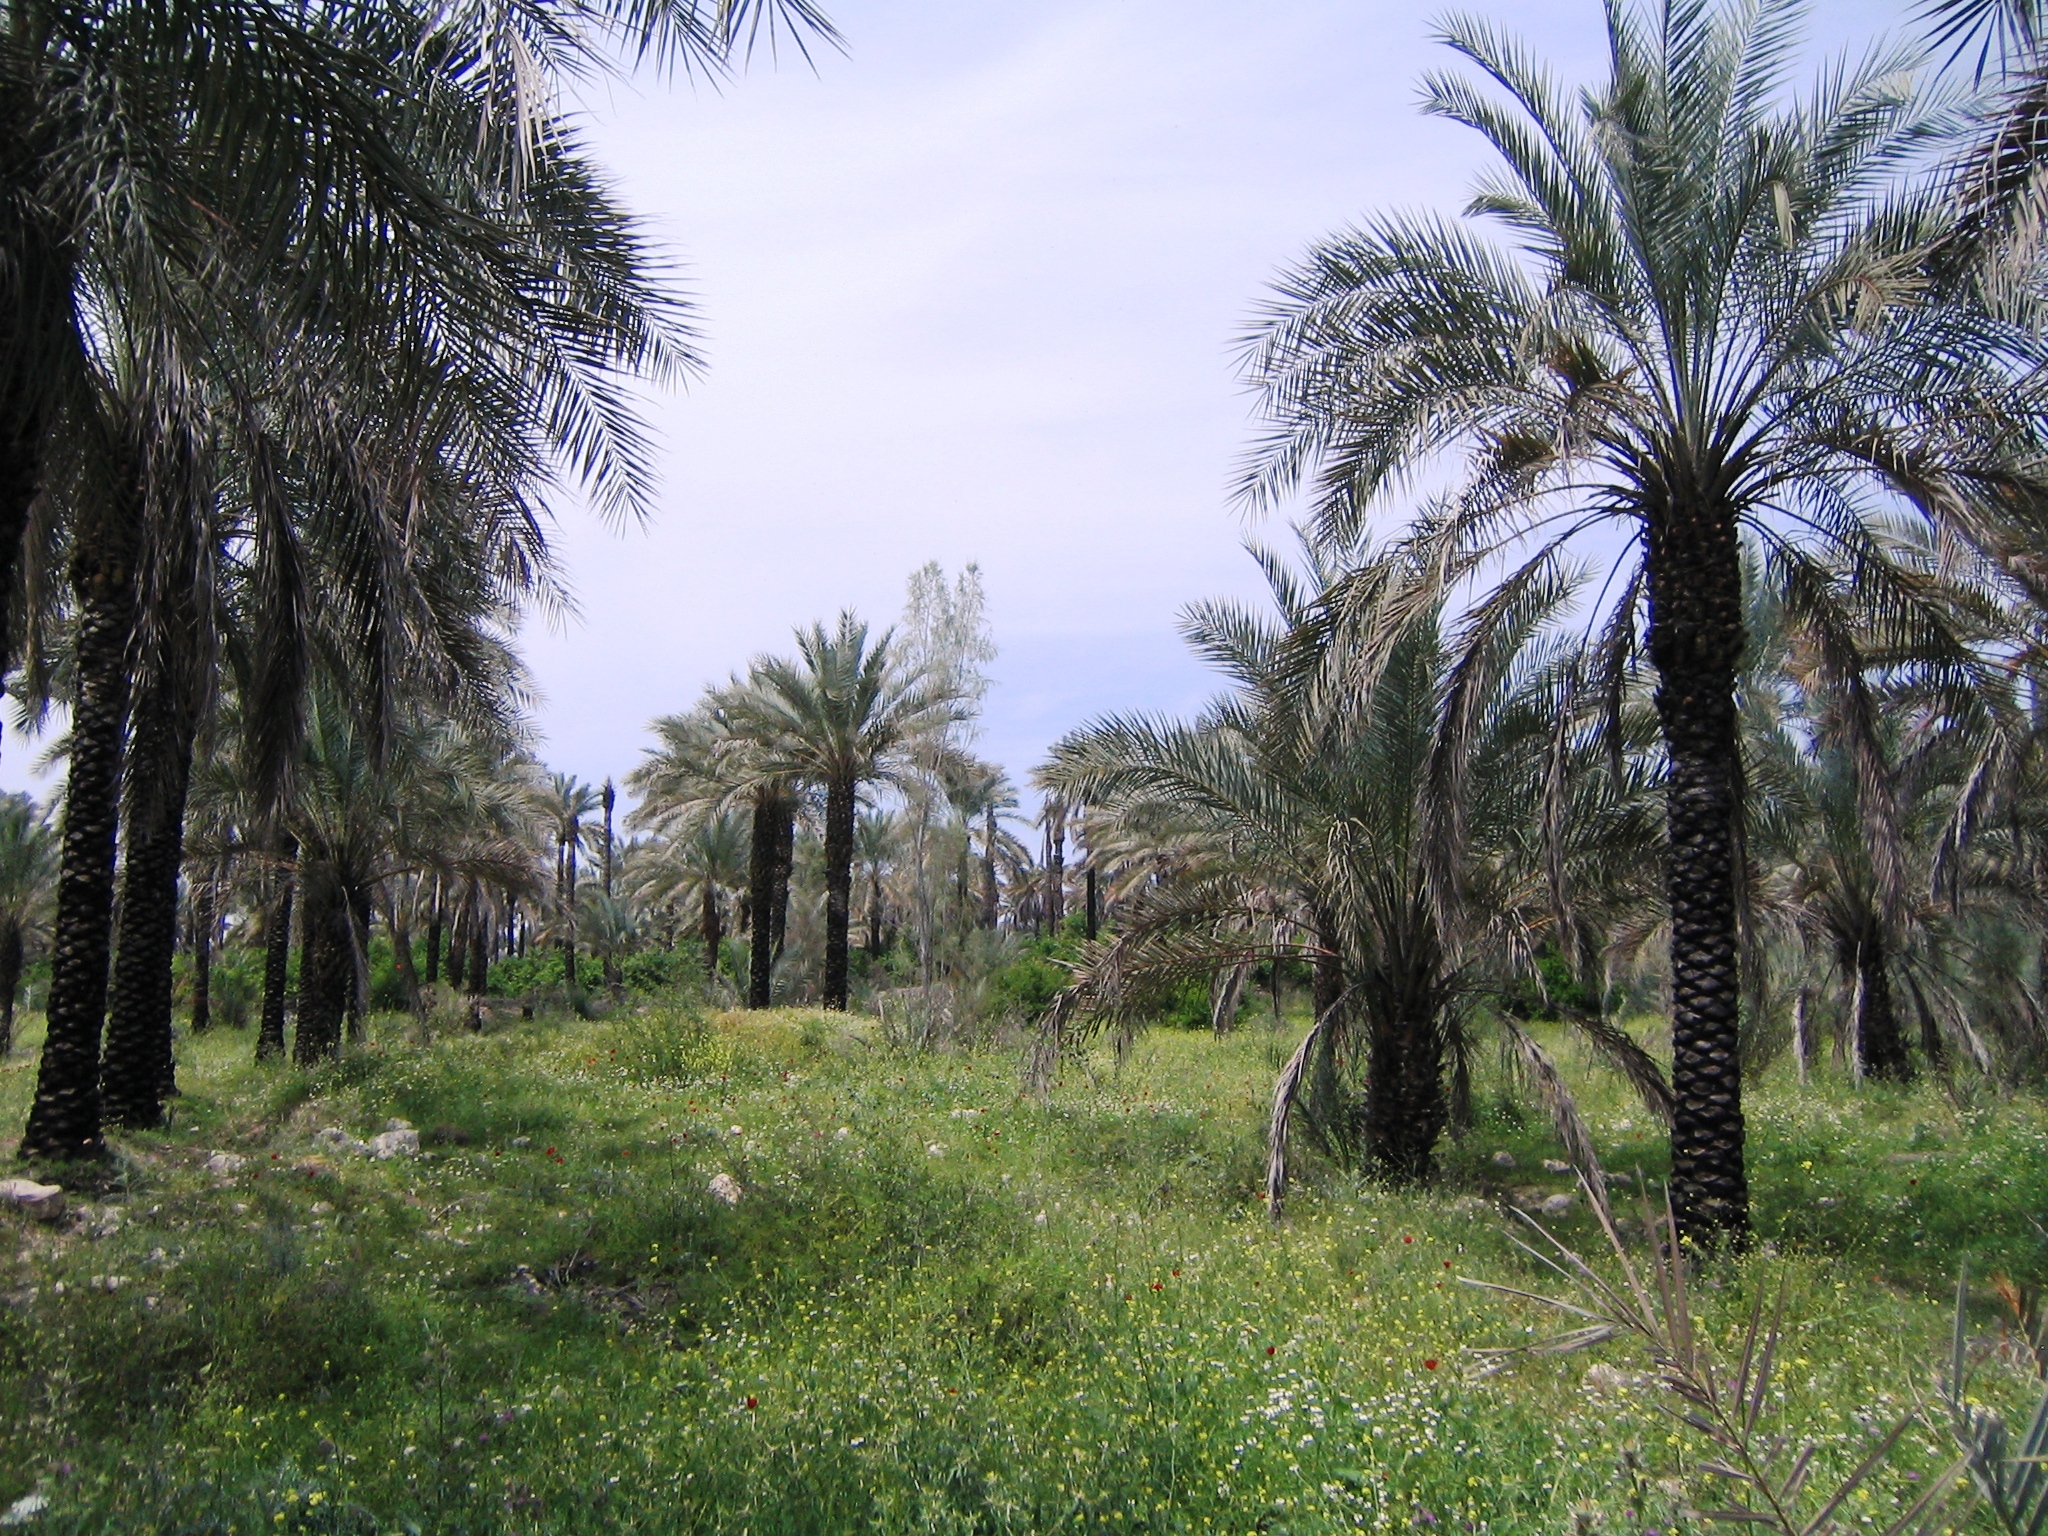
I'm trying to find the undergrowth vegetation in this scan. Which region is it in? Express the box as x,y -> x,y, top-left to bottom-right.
0,1007 -> 2041,1534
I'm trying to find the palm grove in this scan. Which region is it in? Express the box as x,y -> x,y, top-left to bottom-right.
3,0 -> 2048,1253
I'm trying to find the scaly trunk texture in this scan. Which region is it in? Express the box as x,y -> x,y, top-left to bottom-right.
1363,943 -> 1448,1184
0,214 -> 67,712
982,809 -> 1000,929
0,920 -> 22,1056
347,889 -> 372,1038
1305,911 -> 1347,1145
563,820 -> 579,990
702,883 -> 722,986
747,787 -> 783,1008
424,881 -> 442,985
769,801 -> 794,961
102,649 -> 200,1127
293,869 -> 349,1064
1850,929 -> 1910,1081
256,837 -> 297,1061
1085,866 -> 1098,942
22,508 -> 140,1160
1046,812 -> 1065,933
602,781 -> 615,896
191,866 -> 217,1033
823,773 -> 856,1009
466,892 -> 487,997
1645,489 -> 1750,1245
446,899 -> 469,991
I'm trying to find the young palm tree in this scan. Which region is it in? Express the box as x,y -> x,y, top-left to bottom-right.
724,614 -> 962,1009
1235,0 -> 2048,1240
1041,547 -> 1666,1199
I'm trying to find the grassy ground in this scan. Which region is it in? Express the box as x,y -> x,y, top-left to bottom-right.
0,1004 -> 2041,1534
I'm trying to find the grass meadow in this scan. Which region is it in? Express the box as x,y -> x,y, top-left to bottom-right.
0,1006 -> 2042,1534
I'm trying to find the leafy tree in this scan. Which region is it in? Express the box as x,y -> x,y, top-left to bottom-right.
1041,547 -> 1667,1200
723,613 -> 962,1009
1234,0 -> 2048,1240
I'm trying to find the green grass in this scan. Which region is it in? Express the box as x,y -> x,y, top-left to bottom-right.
0,1006 -> 2041,1534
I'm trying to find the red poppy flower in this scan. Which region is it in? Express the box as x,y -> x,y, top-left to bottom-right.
1423,1359 -> 1439,1370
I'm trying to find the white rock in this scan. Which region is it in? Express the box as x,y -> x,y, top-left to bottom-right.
367,1128 -> 419,1159
1490,1150 -> 1516,1168
0,1491 -> 47,1525
948,1107 -> 982,1120
728,1125 -> 743,1137
1539,1192 -> 1575,1217
1541,1159 -> 1573,1174
510,1137 -> 531,1148
833,1127 -> 850,1140
310,1202 -> 334,1216
383,1118 -> 413,1132
1582,1362 -> 1646,1396
204,1152 -> 246,1175
1033,1211 -> 1048,1226
0,1179 -> 64,1222
315,1127 -> 367,1155
707,1173 -> 743,1206
925,1142 -> 946,1157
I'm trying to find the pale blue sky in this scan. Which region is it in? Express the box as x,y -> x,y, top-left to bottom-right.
0,0 -> 1904,804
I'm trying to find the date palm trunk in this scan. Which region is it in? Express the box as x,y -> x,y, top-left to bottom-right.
701,883 -> 722,986
1850,928 -> 1910,1082
746,787 -> 791,1008
0,919 -> 22,1056
1644,490 -> 1750,1245
388,887 -> 421,1014
293,866 -> 348,1064
1363,940 -> 1448,1184
21,494 -> 140,1160
866,865 -> 884,956
425,879 -> 443,985
191,863 -> 217,1034
982,808 -> 999,929
466,889 -> 487,996
256,835 -> 297,1060
101,674 -> 198,1127
823,772 -> 855,1009
563,820 -> 579,991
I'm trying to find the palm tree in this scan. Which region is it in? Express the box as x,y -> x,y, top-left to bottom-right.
631,809 -> 749,989
1235,0 -> 2048,1240
724,613 -> 962,1009
537,775 -> 601,995
16,0 -> 834,1157
0,796 -> 55,1056
1049,549 -> 1669,1201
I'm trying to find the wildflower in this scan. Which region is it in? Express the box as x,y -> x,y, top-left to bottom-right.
1267,1346 -> 1276,1356
1424,1359 -> 1439,1370
746,1397 -> 757,1409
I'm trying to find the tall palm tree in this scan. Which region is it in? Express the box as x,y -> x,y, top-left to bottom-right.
537,774 -> 600,994
724,613 -> 961,1009
15,0 -> 835,1157
1235,0 -> 2048,1240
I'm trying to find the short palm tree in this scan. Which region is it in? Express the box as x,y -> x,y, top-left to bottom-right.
1236,0 -> 2048,1240
724,613 -> 962,1009
1042,548 -> 1667,1201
